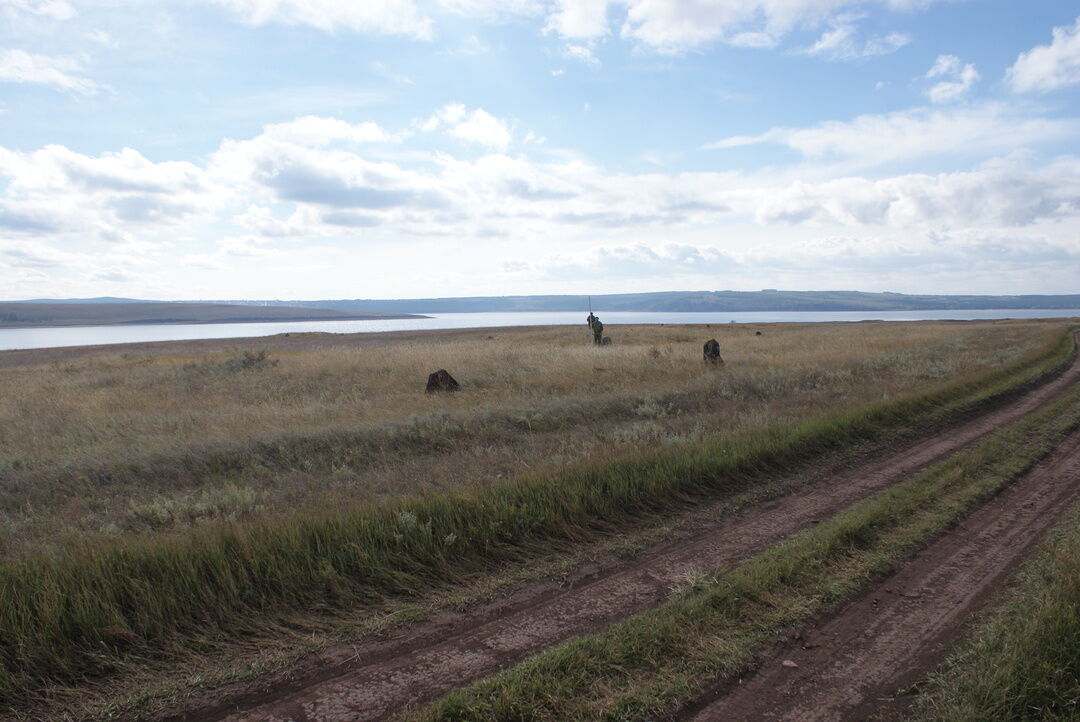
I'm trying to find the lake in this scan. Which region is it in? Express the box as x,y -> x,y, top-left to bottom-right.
1,309 -> 1078,352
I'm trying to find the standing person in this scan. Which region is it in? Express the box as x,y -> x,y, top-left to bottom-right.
586,311 -> 597,329
592,316 -> 604,345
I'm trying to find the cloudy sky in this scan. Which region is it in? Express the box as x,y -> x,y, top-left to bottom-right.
1,0 -> 1078,300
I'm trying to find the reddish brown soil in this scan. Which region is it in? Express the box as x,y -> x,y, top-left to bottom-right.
685,428 -> 1080,722
153,339 -> 1080,722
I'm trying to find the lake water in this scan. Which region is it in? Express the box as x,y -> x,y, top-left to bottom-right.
1,309 -> 1078,352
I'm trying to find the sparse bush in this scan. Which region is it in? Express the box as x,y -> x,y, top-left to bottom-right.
634,396 -> 674,419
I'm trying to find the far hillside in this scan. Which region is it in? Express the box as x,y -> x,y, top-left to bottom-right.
205,290 -> 1080,314
0,302 -> 426,329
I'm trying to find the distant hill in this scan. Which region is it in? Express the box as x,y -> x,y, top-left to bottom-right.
0,302 -> 426,329
203,290 -> 1080,314
10,297 -> 161,305
7,290 -> 1080,318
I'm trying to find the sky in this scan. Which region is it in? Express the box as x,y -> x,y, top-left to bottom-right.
0,0 -> 1079,301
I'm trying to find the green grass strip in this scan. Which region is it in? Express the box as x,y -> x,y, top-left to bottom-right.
410,354 -> 1080,721
910,502 -> 1080,720
0,331 -> 1074,706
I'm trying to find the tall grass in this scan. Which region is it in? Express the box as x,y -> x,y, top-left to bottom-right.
0,325 -> 1073,706
0,321 -> 1064,556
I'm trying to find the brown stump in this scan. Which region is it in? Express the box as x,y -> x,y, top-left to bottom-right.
425,369 -> 461,393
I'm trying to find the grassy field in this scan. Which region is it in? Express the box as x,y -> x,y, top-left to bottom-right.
410,364 -> 1080,721
0,319 -> 1073,712
0,320 -> 1064,558
911,501 -> 1080,720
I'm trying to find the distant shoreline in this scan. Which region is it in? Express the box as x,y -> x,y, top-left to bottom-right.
0,314 -> 429,330
2,309 -> 1079,356
0,301 -> 429,329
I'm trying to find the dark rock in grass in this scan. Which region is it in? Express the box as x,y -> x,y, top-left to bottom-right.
755,330 -> 762,336
703,339 -> 724,364
426,369 -> 461,393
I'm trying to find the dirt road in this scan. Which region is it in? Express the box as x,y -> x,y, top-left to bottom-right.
685,427 -> 1080,722
165,341 -> 1080,722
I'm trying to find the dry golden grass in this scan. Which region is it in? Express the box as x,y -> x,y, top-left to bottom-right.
0,319 -> 1066,557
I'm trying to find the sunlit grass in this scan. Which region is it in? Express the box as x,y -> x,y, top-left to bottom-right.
0,320 -> 1071,710
0,321 -> 1064,557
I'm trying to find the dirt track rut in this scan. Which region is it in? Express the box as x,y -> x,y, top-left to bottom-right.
170,342 -> 1080,722
686,425 -> 1080,722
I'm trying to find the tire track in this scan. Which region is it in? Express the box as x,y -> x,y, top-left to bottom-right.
685,425 -> 1080,722
166,340 -> 1080,722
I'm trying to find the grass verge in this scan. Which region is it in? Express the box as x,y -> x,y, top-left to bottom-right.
0,330 -> 1075,710
909,502 -> 1080,720
407,352 -> 1080,721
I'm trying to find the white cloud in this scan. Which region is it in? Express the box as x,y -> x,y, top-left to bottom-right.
446,34 -> 490,55
234,205 -> 311,237
0,0 -> 74,20
506,242 -> 739,279
800,23 -> 909,61
545,0 -> 610,39
0,49 -> 100,94
564,43 -> 599,66
438,0 -> 544,20
704,104 -> 1071,168
0,144 -> 217,236
86,30 -> 118,48
503,231 -> 1080,287
742,232 -> 1080,277
209,121 -> 445,220
1007,16 -> 1080,93
449,109 -> 513,150
423,104 -> 513,150
924,54 -> 978,103
748,158 -> 1080,228
217,234 -> 283,258
422,102 -> 468,132
206,0 -> 433,39
0,239 -> 84,268
260,116 -> 399,146
4,106 -> 1079,298
91,269 -> 139,283
618,0 -> 941,52
370,60 -> 414,86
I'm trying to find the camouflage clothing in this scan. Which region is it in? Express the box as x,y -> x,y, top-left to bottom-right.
592,319 -> 604,345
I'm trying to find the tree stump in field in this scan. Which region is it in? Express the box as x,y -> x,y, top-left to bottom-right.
703,339 -> 723,365
425,369 -> 461,393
